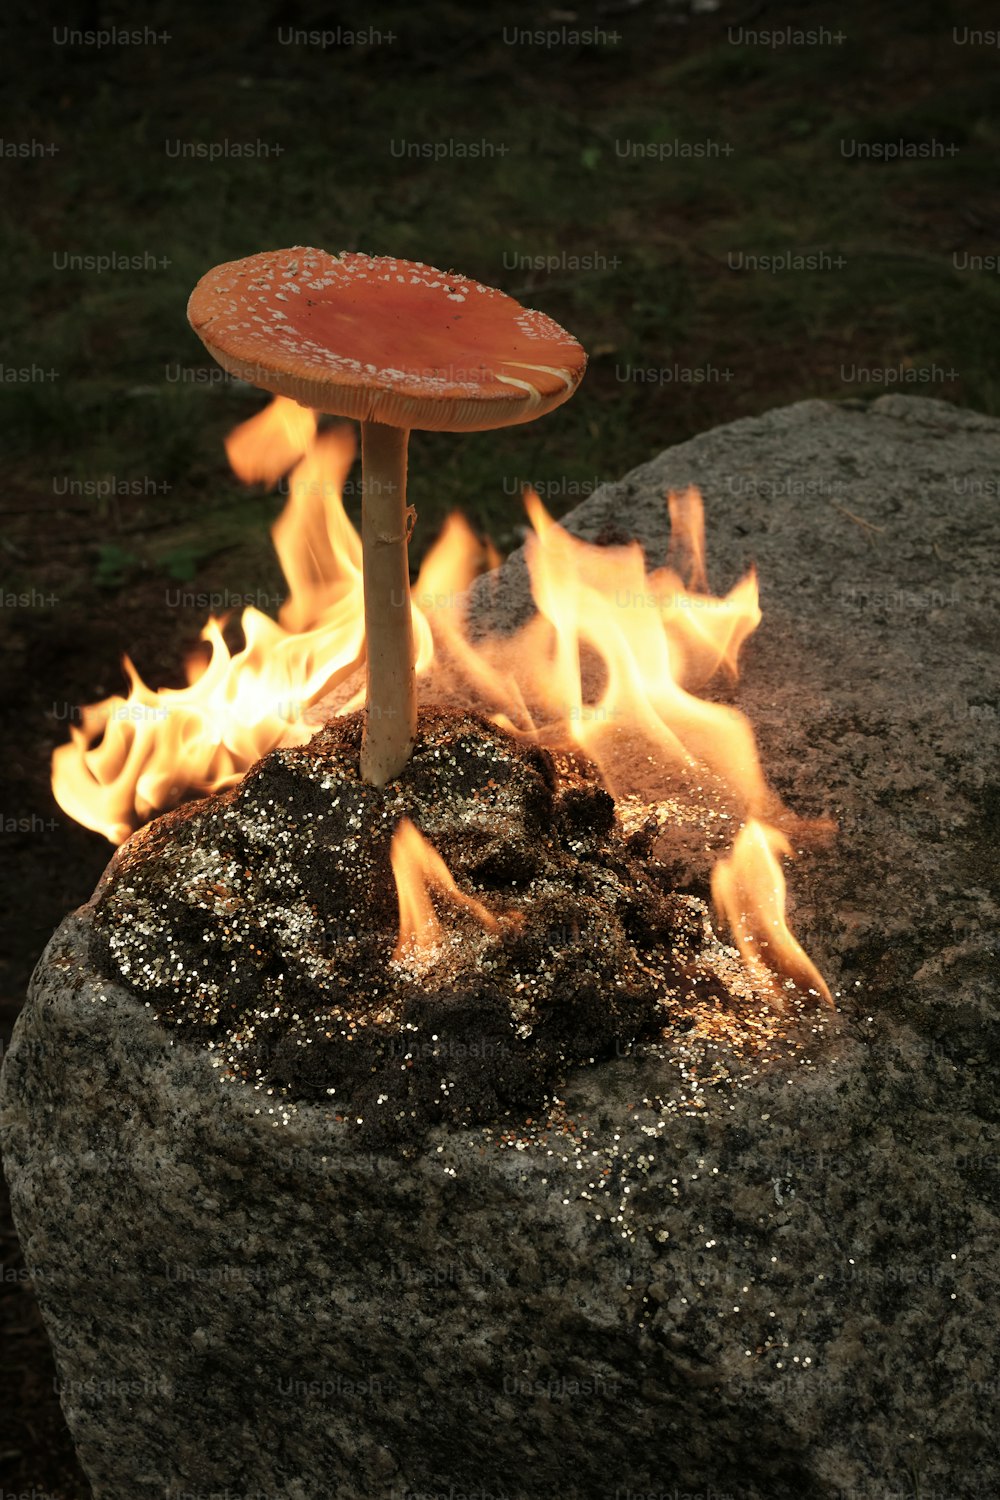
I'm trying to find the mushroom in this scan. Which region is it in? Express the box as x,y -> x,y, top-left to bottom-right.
187,249 -> 586,786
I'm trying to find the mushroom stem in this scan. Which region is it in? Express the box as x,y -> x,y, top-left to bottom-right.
359,419 -> 417,786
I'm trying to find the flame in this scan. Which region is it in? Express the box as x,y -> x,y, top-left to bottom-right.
52,395 -> 832,1003
512,487 -> 769,809
711,820 -> 833,1003
668,484 -> 708,593
390,816 -> 498,961
225,395 -> 317,484
411,511 -> 498,673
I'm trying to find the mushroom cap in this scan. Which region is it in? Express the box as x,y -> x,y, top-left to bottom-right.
187,248 -> 586,432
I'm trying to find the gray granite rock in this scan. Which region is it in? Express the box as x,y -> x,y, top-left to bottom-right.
3,395 -> 999,1500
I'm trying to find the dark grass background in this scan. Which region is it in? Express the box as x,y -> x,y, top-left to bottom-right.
1,0 -> 999,1491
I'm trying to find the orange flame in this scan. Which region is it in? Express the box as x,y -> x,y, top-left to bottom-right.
390,817 -> 498,962
52,396 -> 832,1003
51,405 -> 471,841
711,820 -> 833,1003
225,394 -> 317,484
511,488 -> 768,809
668,484 -> 708,593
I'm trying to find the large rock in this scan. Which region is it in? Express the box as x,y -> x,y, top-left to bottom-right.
3,395 -> 998,1500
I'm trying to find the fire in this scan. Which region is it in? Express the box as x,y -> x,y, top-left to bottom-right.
52,395 -> 832,1002
225,394 -> 317,484
390,817 -> 498,962
712,821 -> 832,1003
513,489 -> 769,809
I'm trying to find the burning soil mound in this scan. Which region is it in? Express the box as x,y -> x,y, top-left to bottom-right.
89,708 -> 723,1142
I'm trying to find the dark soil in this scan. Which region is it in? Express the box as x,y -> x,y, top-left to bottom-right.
89,707 -> 721,1144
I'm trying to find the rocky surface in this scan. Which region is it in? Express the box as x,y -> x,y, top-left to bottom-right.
2,395 -> 999,1499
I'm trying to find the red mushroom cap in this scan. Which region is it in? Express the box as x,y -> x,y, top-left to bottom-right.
187,248 -> 586,432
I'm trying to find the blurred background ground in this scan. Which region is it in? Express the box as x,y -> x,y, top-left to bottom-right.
1,0 -> 998,1492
